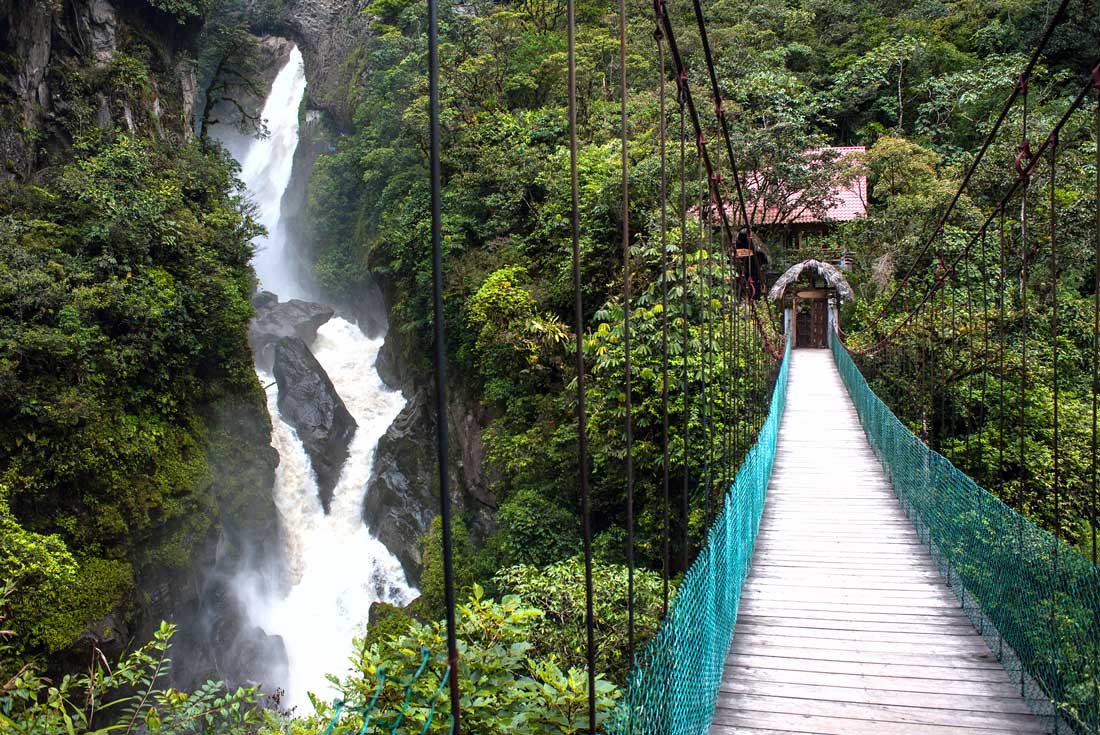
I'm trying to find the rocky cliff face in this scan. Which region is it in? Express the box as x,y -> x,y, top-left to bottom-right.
245,0 -> 370,126
366,313 -> 497,586
0,0 -> 198,179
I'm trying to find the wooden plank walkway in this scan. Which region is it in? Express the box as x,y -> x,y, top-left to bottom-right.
710,348 -> 1045,735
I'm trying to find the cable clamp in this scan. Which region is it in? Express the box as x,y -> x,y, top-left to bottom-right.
1014,139 -> 1032,178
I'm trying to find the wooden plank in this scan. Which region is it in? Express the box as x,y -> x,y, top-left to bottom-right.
725,642 -> 1007,670
736,614 -> 977,635
733,632 -> 994,656
709,349 -> 1043,735
710,709 -> 1044,735
724,654 -> 1016,682
723,661 -> 1015,691
715,692 -> 1045,731
720,679 -> 1036,715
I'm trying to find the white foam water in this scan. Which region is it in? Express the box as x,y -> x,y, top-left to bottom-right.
254,319 -> 414,710
238,46 -> 308,299
217,45 -> 416,711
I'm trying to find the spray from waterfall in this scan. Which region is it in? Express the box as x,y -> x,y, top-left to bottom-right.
217,44 -> 416,712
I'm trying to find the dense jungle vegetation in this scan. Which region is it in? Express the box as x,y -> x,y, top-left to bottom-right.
0,0 -> 277,661
2,0 -> 1099,730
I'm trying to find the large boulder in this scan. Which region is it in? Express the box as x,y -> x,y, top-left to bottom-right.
363,391 -> 437,580
272,337 -> 356,512
250,293 -> 335,370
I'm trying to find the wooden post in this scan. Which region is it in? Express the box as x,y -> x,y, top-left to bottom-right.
792,296 -> 799,348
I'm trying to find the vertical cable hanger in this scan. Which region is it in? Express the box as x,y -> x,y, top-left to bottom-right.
655,5 -> 671,615
1091,65 -> 1100,735
998,208 -> 1008,498
700,155 -> 713,528
1047,128 -> 1063,725
618,0 -> 635,663
427,0 -> 461,726
566,0 -> 597,727
679,85 -> 691,573
977,229 -> 990,485
1018,75 -> 1031,518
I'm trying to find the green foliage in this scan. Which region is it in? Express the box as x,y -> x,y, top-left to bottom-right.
0,586 -> 261,734
196,4 -> 269,139
495,558 -> 667,683
496,487 -> 580,567
414,516 -> 495,621
295,586 -> 619,734
0,132 -> 262,655
145,0 -> 213,23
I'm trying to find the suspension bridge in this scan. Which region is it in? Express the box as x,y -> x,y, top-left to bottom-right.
316,0 -> 1100,729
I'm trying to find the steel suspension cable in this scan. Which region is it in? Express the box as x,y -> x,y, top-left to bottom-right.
618,0 -> 635,662
427,0 -> 461,725
655,9 -> 739,255
656,17 -> 671,615
851,68 -> 1100,357
566,0 -> 597,726
688,0 -> 752,237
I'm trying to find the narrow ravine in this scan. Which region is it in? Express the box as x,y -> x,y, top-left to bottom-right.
216,45 -> 416,712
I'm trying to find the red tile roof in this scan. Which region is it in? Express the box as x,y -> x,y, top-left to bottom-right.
698,146 -> 868,227
792,146 -> 868,224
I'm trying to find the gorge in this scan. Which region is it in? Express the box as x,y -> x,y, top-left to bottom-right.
216,46 -> 416,710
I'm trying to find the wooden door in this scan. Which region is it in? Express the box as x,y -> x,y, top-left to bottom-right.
795,306 -> 812,348
810,300 -> 828,347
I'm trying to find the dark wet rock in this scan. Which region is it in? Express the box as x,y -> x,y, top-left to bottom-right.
251,290 -> 280,310
250,295 -> 335,371
200,577 -> 289,688
364,386 -> 495,585
272,337 -> 356,512
363,390 -> 436,580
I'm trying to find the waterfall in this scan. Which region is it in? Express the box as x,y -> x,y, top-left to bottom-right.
217,45 -> 416,711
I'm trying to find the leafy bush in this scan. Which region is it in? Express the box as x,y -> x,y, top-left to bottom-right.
495,557 -> 667,683
296,586 -> 619,734
0,584 -> 262,734
0,132 -> 263,656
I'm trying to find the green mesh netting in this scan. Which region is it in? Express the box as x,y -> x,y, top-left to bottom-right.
831,332 -> 1100,734
604,338 -> 791,735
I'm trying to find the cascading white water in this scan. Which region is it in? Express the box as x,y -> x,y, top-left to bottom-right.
238,46 -> 308,300
217,46 -> 416,711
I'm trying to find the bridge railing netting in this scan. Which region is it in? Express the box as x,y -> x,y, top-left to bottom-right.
605,338 -> 791,735
831,332 -> 1100,734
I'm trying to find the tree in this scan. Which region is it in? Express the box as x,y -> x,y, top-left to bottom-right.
195,7 -> 268,141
